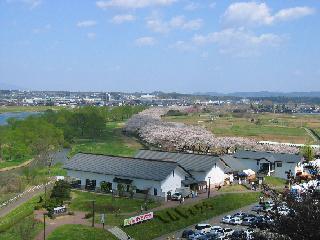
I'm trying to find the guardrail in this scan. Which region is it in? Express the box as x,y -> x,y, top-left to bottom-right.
0,180 -> 55,210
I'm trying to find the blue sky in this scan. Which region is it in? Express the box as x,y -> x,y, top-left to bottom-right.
0,0 -> 319,93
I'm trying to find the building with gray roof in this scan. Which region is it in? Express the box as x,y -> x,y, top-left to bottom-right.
135,150 -> 228,188
64,153 -> 190,198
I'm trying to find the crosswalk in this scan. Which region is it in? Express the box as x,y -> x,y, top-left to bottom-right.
108,226 -> 134,240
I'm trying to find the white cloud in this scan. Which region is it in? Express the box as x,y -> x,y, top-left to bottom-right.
6,0 -> 42,9
170,40 -> 195,52
192,28 -> 282,57
273,7 -> 315,22
111,14 -> 136,24
135,36 -> 156,46
223,2 -> 315,27
77,20 -> 97,28
96,0 -> 177,9
87,32 -> 97,39
147,15 -> 203,33
184,2 -> 200,11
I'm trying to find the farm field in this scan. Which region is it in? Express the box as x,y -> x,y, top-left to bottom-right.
0,106 -> 64,113
69,121 -> 142,157
163,113 -> 320,144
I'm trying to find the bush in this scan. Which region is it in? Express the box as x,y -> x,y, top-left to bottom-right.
166,210 -> 180,221
68,211 -> 74,215
84,212 -> 93,219
155,213 -> 170,223
174,208 -> 189,219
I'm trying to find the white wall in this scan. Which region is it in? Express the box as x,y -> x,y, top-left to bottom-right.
160,166 -> 187,197
67,167 -> 186,198
274,162 -> 298,179
205,164 -> 225,186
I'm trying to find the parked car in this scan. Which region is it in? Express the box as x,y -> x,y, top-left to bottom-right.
244,228 -> 254,239
242,217 -> 256,226
188,232 -> 206,240
223,228 -> 234,237
210,226 -> 223,233
171,192 -> 182,201
221,215 -> 232,224
252,205 -> 263,212
182,230 -> 195,238
229,217 -> 242,225
195,224 -> 212,233
233,212 -> 246,219
230,230 -> 246,240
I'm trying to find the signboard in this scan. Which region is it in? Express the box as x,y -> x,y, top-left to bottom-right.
123,212 -> 154,227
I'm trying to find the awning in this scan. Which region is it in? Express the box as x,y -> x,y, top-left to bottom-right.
113,177 -> 133,184
182,179 -> 207,186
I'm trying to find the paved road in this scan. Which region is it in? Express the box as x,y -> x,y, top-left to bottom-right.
0,187 -> 47,218
153,202 -> 258,240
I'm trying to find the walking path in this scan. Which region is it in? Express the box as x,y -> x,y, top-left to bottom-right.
34,210 -> 133,240
0,187 -> 44,218
0,159 -> 33,172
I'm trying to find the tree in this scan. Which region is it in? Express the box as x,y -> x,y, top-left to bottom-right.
301,145 -> 314,162
50,180 -> 71,204
253,185 -> 320,240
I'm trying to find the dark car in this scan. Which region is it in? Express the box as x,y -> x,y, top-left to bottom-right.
230,230 -> 246,240
182,230 -> 194,239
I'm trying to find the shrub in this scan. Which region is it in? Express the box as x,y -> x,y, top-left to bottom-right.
166,210 -> 180,221
155,213 -> 170,223
84,212 -> 93,219
174,208 -> 189,219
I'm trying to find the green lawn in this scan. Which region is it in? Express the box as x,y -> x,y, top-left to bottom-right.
0,215 -> 42,240
264,176 -> 287,187
0,194 -> 42,234
219,184 -> 249,192
69,190 -> 160,214
124,192 -> 260,240
69,122 -> 142,157
47,224 -> 117,240
0,157 -> 31,169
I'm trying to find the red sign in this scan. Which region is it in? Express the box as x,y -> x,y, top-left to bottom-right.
123,212 -> 154,226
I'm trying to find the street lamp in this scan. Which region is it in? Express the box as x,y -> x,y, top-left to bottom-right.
91,200 -> 96,227
207,177 -> 211,199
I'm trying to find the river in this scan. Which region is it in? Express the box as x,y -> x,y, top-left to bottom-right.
0,112 -> 41,125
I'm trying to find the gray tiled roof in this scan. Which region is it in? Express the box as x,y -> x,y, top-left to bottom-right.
220,155 -> 247,171
233,150 -> 302,163
64,153 -> 181,181
135,150 -> 223,172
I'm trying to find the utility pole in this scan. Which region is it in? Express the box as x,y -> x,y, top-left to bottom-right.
44,184 -> 47,208
92,200 -> 95,227
43,213 -> 46,240
207,177 -> 211,199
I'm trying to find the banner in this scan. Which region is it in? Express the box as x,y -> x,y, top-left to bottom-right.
123,212 -> 154,226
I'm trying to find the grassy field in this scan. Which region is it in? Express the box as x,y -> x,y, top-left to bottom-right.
163,113 -> 320,144
219,184 -> 250,192
0,194 -> 42,235
69,190 -> 160,215
70,122 -> 142,157
124,192 -> 259,240
47,224 -> 117,240
264,176 -> 287,188
0,106 -> 64,113
0,158 -> 31,169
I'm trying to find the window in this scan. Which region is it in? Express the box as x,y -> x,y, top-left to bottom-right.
276,162 -> 282,168
154,188 -> 158,196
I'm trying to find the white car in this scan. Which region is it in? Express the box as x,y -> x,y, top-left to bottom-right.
210,226 -> 223,235
229,217 -> 242,225
221,215 -> 232,224
223,228 -> 234,237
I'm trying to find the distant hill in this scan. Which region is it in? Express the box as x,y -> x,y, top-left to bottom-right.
195,91 -> 320,98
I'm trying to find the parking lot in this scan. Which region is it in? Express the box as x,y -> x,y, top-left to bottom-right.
154,202 -> 258,240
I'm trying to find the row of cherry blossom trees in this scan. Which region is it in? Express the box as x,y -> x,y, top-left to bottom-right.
124,107 -> 314,155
